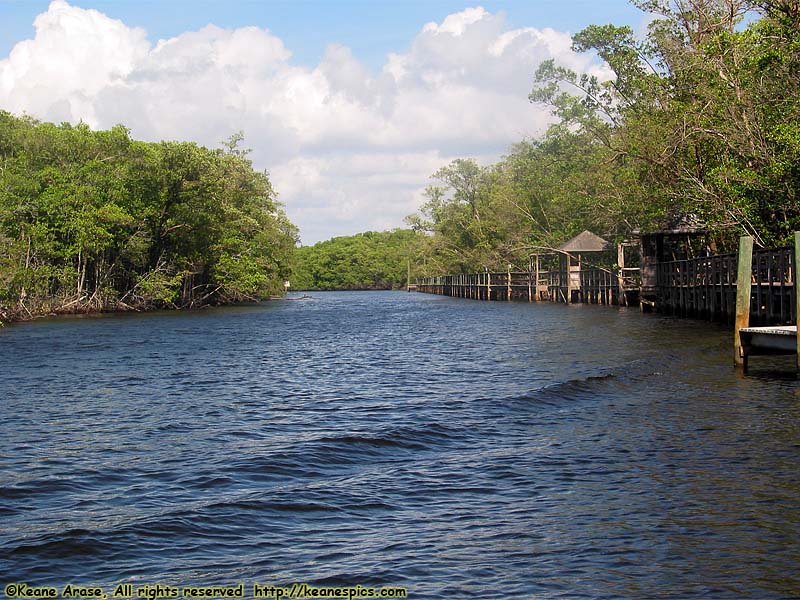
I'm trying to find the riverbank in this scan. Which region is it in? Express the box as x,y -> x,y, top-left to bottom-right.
0,294 -> 290,327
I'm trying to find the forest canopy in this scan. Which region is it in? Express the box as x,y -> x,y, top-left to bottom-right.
0,114 -> 297,322
292,229 -> 424,290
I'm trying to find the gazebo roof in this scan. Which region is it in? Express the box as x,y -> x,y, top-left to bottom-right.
557,230 -> 609,253
633,212 -> 706,237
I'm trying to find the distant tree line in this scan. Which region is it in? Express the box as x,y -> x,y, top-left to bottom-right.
407,0 -> 800,276
0,114 -> 297,323
292,229 -> 424,290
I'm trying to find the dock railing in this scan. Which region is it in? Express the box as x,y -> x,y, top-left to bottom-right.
655,247 -> 794,325
415,241 -> 797,327
416,263 -> 630,305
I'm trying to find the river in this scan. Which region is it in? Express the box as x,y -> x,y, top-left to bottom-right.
1,291 -> 799,598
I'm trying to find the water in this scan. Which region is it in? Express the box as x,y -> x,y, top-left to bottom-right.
1,291 -> 799,599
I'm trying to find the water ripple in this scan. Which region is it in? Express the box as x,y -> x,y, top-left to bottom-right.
1,292 -> 799,598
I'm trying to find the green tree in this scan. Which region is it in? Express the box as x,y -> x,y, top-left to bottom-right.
293,229 -> 424,290
0,112 -> 297,322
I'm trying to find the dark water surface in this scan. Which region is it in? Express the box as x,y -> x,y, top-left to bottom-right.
2,291 -> 799,598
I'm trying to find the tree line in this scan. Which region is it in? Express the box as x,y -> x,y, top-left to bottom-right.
292,229 -> 423,290
406,0 -> 800,276
0,114 -> 297,323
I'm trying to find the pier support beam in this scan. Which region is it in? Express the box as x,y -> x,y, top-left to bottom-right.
617,243 -> 627,306
796,232 -> 800,372
528,257 -> 533,302
734,235 -> 753,370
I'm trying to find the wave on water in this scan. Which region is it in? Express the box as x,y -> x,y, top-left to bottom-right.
7,528 -> 117,559
314,422 -> 462,452
224,422 -> 464,485
520,373 -> 620,406
496,357 -> 672,411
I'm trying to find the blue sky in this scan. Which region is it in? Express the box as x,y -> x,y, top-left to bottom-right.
0,1 -> 648,244
1,1 -> 646,68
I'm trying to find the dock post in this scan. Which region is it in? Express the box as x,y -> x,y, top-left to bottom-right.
528,257 -> 533,302
795,232 -> 800,372
507,265 -> 512,301
734,235 -> 754,370
617,242 -> 627,306
566,258 -> 573,304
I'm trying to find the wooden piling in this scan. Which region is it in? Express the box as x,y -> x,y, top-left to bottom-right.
795,232 -> 800,371
617,243 -> 626,306
734,235 -> 754,370
527,258 -> 533,302
564,256 -> 572,304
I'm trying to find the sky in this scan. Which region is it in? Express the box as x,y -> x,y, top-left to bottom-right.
0,0 -> 649,244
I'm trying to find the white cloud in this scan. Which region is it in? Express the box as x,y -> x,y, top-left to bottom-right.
0,2 -> 610,244
0,0 -> 149,124
423,6 -> 489,36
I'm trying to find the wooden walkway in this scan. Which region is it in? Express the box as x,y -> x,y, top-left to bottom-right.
415,267 -> 631,306
740,326 -> 796,354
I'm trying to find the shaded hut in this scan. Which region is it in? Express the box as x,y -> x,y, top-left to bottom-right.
636,216 -> 707,302
557,230 -> 609,303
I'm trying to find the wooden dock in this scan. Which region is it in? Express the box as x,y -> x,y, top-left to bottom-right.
733,234 -> 800,373
740,326 -> 797,354
414,232 -> 641,306
414,268 -> 632,305
738,326 -> 797,372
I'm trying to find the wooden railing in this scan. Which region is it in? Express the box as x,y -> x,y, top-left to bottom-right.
751,247 -> 795,325
580,267 -> 622,305
655,248 -> 794,325
416,266 -> 629,305
415,245 -> 796,327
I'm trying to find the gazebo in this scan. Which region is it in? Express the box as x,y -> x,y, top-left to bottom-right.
635,215 -> 707,300
556,230 -> 610,303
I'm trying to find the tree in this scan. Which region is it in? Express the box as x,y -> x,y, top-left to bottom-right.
293,229 -> 424,290
530,0 -> 800,247
0,112 -> 298,321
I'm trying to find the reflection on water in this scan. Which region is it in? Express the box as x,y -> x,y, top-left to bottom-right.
1,292 -> 799,598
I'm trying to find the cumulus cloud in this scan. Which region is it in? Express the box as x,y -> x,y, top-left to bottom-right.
0,0 -> 149,124
0,1 -> 610,244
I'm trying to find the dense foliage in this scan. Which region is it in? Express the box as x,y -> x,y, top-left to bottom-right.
0,115 -> 297,322
407,0 -> 800,275
292,229 -> 424,290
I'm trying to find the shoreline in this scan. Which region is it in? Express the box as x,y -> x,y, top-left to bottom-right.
0,290 -> 413,326
0,296 -> 291,327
